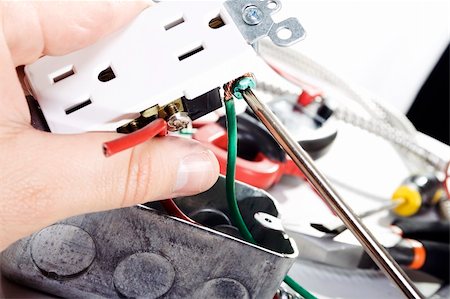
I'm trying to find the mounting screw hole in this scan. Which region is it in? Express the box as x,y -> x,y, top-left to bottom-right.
267,1 -> 278,10
277,27 -> 292,40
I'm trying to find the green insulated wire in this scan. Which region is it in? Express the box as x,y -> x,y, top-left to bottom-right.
224,94 -> 317,299
284,275 -> 317,299
225,99 -> 256,243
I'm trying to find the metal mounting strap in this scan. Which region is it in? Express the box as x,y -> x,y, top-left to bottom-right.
224,0 -> 306,47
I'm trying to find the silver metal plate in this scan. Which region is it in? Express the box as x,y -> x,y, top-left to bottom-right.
224,0 -> 306,47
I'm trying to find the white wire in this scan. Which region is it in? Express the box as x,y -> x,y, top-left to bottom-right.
333,108 -> 446,170
256,42 -> 446,172
258,39 -> 416,135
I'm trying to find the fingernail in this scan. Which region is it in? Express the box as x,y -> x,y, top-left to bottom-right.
174,150 -> 218,194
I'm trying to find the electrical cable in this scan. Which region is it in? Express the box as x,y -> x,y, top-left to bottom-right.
225,99 -> 256,243
257,40 -> 439,172
160,199 -> 196,224
256,79 -> 441,169
103,118 -> 168,157
102,104 -> 311,296
266,62 -> 310,89
102,119 -> 197,223
225,97 -> 317,299
333,108 -> 445,170
257,50 -> 447,172
255,80 -> 442,207
283,275 -> 316,299
327,176 -> 392,203
256,80 -> 296,97
249,81 -> 410,206
258,40 -> 410,133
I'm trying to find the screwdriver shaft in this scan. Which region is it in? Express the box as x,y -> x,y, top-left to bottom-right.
242,88 -> 423,299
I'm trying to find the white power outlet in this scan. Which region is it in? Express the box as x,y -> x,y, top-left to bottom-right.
25,0 -> 305,134
25,1 -> 256,133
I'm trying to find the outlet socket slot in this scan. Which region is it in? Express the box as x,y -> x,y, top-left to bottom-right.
178,45 -> 204,61
209,14 -> 226,29
164,17 -> 185,30
98,66 -> 116,82
65,99 -> 92,115
51,65 -> 75,83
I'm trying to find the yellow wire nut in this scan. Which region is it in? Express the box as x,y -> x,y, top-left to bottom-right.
392,186 -> 422,217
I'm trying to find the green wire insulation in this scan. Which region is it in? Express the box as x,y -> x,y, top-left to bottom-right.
225,96 -> 317,299
284,275 -> 317,299
225,99 -> 256,243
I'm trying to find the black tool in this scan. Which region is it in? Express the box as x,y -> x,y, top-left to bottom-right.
392,219 -> 449,243
359,239 -> 449,282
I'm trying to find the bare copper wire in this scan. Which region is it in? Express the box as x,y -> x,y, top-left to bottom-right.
223,73 -> 255,101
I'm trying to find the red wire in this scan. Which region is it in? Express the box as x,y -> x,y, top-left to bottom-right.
267,61 -> 306,87
265,61 -> 322,92
444,161 -> 450,199
103,118 -> 168,157
103,119 -> 196,224
161,199 -> 197,224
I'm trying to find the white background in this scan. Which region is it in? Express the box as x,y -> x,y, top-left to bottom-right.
279,0 -> 449,113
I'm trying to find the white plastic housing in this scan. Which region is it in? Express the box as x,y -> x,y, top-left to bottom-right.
25,1 -> 256,133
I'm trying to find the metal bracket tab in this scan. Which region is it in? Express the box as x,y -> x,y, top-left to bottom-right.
224,0 -> 306,47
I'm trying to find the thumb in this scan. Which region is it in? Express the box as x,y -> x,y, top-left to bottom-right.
0,128 -> 219,250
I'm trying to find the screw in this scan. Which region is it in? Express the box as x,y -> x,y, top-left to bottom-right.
167,112 -> 192,132
242,6 -> 263,26
164,103 -> 179,116
130,121 -> 139,130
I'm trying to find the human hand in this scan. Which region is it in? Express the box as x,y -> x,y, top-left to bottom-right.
0,2 -> 219,251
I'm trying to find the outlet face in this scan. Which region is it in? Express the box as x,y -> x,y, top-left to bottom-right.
25,1 -> 256,133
